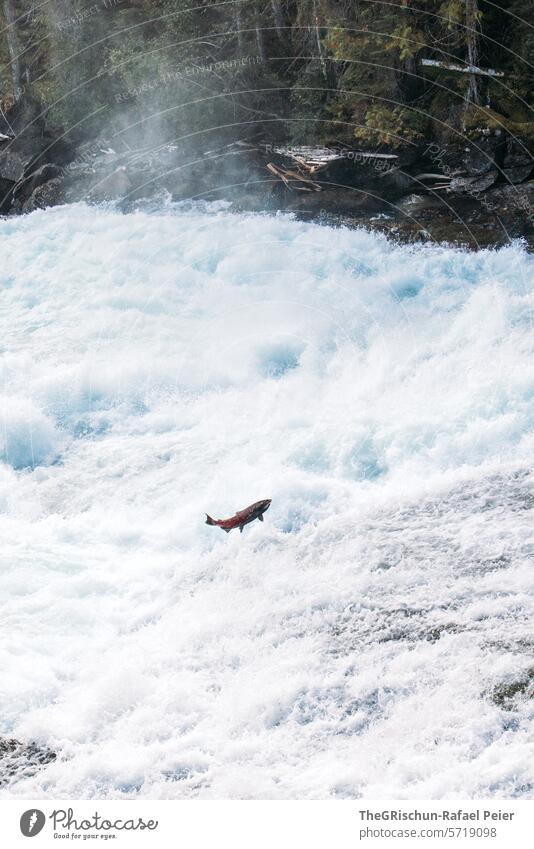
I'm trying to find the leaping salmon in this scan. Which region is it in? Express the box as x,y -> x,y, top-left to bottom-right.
205,499 -> 272,533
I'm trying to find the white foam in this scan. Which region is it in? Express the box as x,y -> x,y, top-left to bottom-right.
0,396 -> 60,470
0,204 -> 532,798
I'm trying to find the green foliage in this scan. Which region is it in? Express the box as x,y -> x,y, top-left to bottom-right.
324,25 -> 373,61
0,0 -> 532,152
385,26 -> 425,61
439,0 -> 466,29
439,0 -> 482,29
354,104 -> 426,147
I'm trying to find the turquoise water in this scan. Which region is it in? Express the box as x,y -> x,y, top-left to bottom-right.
0,203 -> 532,798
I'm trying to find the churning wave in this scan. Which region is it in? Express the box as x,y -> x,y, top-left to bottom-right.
0,202 -> 533,799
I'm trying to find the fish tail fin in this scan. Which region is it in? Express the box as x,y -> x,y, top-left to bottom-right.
205,514 -> 217,526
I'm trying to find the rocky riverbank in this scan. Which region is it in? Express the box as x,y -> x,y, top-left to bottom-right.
1,96 -> 533,249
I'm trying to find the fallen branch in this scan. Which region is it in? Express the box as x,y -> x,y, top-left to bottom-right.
421,59 -> 504,78
266,161 -> 322,191
414,173 -> 452,181
293,155 -> 328,176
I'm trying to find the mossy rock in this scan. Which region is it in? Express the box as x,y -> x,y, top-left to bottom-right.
462,105 -> 534,144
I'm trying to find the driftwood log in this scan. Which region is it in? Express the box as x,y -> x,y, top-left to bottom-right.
266,161 -> 322,191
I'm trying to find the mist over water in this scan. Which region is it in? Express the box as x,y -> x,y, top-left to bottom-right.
0,203 -> 533,798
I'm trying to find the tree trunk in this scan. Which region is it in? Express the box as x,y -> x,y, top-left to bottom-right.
465,0 -> 480,105
3,0 -> 23,100
254,1 -> 266,63
312,0 -> 328,82
271,0 -> 285,40
235,2 -> 244,57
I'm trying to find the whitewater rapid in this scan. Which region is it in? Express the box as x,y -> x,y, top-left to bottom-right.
0,203 -> 533,799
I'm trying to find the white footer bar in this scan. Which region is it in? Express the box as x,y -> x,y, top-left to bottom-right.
1,799 -> 532,848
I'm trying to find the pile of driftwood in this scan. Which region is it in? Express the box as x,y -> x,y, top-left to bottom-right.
266,157 -> 324,192
265,145 -> 400,191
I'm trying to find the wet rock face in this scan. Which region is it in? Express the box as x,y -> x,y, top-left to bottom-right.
504,163 -> 534,184
462,134 -> 506,176
14,162 -> 61,201
486,181 -> 534,212
450,170 -> 499,193
0,94 -> 74,212
0,147 -> 33,182
502,140 -> 534,184
87,166 -> 132,201
0,95 -> 73,165
1,93 -> 533,247
22,177 -> 64,213
283,185 -> 386,218
1,94 -> 46,139
0,177 -> 15,213
0,738 -> 56,787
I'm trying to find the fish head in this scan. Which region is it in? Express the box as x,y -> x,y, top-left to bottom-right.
258,499 -> 272,513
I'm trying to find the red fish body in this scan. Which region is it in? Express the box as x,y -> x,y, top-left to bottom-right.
205,499 -> 272,533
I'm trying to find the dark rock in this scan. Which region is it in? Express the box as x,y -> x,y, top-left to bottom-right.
397,193 -> 445,213
502,139 -> 533,184
0,147 -> 33,182
482,182 -> 534,241
87,166 -> 132,201
0,737 -> 56,787
462,135 -> 505,176
40,136 -> 76,169
167,179 -> 197,200
503,164 -> 533,184
2,94 -> 46,137
503,139 -> 533,168
23,177 -> 64,212
14,163 -> 62,204
381,168 -> 414,194
450,170 -> 499,193
485,181 -> 534,213
59,146 -> 140,203
125,163 -> 163,201
0,177 -> 15,213
280,185 -> 386,218
0,95 -> 75,195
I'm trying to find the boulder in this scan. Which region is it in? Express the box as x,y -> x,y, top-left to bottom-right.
0,146 -> 33,182
0,177 -> 15,212
14,162 -> 62,205
23,177 -> 64,212
503,163 -> 533,184
0,95 -> 75,195
502,139 -> 533,184
1,94 -> 46,137
485,181 -> 534,212
280,185 -> 386,218
87,166 -> 132,201
450,170 -> 499,193
461,135 -> 505,176
397,193 -> 445,213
